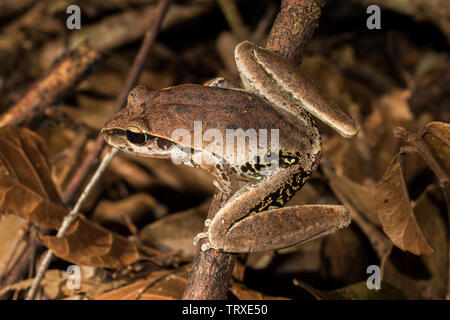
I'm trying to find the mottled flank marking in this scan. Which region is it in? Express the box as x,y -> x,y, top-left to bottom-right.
247,168 -> 309,215
232,150 -> 302,179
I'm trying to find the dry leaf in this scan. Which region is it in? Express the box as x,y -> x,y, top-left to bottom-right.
0,126 -> 66,228
94,269 -> 188,300
0,126 -> 63,203
322,228 -> 371,284
93,193 -> 167,225
273,240 -> 322,275
0,126 -> 161,269
0,269 -> 68,298
375,156 -> 433,255
323,163 -> 393,262
422,121 -> 450,176
294,279 -> 405,300
39,215 -> 159,269
139,201 -> 209,256
108,154 -> 156,190
382,187 -> 448,299
323,164 -> 379,226
129,156 -> 215,196
230,282 -> 290,300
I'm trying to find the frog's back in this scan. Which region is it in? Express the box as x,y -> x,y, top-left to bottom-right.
124,85 -> 321,174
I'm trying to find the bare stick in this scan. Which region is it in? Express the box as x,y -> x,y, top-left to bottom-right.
0,44 -> 101,127
266,0 -> 325,63
182,191 -> 236,299
61,0 -> 172,205
182,0 -> 326,300
26,148 -> 119,300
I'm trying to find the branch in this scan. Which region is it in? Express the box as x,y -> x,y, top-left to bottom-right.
0,44 -> 101,127
266,0 -> 326,63
182,191 -> 237,299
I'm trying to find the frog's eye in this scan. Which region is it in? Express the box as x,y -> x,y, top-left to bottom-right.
156,137 -> 174,150
126,127 -> 147,146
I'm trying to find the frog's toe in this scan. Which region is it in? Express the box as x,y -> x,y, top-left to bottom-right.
193,232 -> 208,245
201,242 -> 212,251
213,179 -> 230,194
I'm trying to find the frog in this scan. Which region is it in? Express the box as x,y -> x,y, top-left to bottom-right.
102,41 -> 359,253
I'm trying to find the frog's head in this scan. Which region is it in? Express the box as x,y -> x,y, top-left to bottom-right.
102,86 -> 178,159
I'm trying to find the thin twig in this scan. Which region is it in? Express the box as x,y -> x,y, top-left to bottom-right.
266,0 -> 326,63
26,147 -> 119,300
61,0 -> 172,205
0,44 -> 102,127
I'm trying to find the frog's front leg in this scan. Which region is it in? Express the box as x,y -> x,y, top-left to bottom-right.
206,164 -> 351,253
235,41 -> 359,138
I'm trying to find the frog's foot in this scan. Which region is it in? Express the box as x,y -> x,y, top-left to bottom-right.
201,242 -> 212,251
209,205 -> 351,253
193,232 -> 208,246
193,233 -> 214,252
193,219 -> 213,247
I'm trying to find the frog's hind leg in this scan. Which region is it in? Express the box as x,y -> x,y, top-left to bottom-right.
235,41 -> 359,138
207,163 -> 351,253
218,205 -> 350,253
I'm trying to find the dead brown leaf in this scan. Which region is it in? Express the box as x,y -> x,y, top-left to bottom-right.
108,154 -> 156,191
94,269 -> 188,300
375,155 -> 433,255
38,215 -> 159,269
93,193 -> 167,225
323,163 -> 379,226
382,187 -> 448,299
0,126 -> 66,228
0,269 -> 68,298
322,162 -> 393,262
230,282 -> 290,300
0,126 -> 162,269
422,121 -> 450,176
139,201 -> 209,256
294,279 -> 405,300
0,126 -> 63,203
